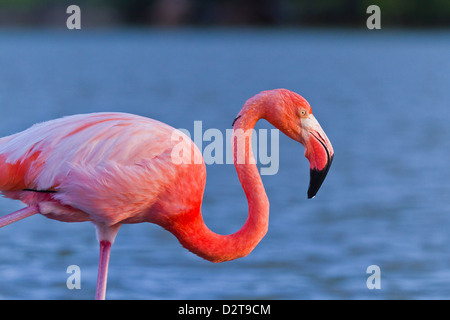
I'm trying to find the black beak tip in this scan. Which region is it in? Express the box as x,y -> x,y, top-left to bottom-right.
307,155 -> 333,199
307,169 -> 324,199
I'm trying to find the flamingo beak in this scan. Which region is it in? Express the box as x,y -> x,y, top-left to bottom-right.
301,115 -> 334,199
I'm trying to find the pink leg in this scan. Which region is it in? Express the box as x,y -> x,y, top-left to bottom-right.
0,206 -> 40,228
95,240 -> 112,300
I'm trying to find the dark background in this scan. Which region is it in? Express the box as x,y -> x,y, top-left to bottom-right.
0,0 -> 448,28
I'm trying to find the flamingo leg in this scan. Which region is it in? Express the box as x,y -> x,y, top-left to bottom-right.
0,205 -> 40,228
95,240 -> 112,300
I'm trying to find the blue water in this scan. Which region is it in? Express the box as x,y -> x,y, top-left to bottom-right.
0,28 -> 449,299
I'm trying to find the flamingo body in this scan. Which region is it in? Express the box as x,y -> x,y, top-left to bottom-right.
0,113 -> 205,231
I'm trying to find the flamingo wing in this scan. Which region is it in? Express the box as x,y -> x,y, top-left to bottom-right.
0,113 -> 205,225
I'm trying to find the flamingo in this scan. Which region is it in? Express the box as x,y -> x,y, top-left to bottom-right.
0,89 -> 333,300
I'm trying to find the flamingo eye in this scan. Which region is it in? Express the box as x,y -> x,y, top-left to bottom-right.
300,110 -> 307,116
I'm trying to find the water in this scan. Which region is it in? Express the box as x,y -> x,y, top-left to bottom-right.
0,28 -> 449,300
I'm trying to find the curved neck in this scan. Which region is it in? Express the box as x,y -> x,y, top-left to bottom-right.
164,103 -> 269,263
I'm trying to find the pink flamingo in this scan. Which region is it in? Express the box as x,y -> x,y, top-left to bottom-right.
0,89 -> 333,300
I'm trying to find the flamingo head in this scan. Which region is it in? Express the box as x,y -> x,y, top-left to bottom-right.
262,89 -> 334,199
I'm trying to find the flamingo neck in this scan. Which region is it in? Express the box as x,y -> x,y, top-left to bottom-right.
164,102 -> 269,263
